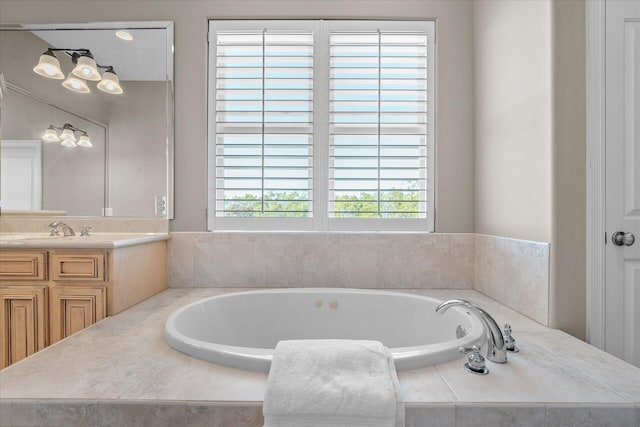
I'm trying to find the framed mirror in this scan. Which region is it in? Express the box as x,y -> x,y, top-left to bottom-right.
0,21 -> 174,218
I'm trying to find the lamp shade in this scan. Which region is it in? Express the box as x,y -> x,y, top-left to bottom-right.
60,127 -> 77,142
33,52 -> 64,80
42,126 -> 60,142
72,55 -> 101,81
60,138 -> 78,148
96,69 -> 123,94
77,133 -> 92,147
63,72 -> 90,93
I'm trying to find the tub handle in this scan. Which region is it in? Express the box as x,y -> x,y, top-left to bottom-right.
459,345 -> 489,375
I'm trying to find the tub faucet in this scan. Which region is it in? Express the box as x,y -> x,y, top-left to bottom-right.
49,221 -> 75,237
435,299 -> 507,364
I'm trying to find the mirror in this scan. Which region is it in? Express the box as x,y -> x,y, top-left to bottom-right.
0,22 -> 174,218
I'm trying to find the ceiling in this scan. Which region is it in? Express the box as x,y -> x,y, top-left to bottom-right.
29,27 -> 170,81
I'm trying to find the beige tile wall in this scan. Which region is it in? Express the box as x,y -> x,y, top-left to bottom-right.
168,232 -> 549,325
168,232 -> 475,290
474,234 -> 550,326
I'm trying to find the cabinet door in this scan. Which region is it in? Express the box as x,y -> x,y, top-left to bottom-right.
49,286 -> 106,344
0,286 -> 48,368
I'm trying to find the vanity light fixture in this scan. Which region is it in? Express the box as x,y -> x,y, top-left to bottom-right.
33,48 -> 124,94
42,123 -> 92,148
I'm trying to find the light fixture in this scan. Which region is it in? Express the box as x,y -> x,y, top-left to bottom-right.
42,126 -> 61,142
71,53 -> 101,81
33,50 -> 64,79
63,71 -> 90,93
43,123 -> 92,148
96,67 -> 123,94
60,125 -> 77,142
77,132 -> 93,148
115,30 -> 133,41
33,48 -> 124,95
60,138 -> 77,148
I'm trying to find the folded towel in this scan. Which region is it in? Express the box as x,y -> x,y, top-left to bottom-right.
263,339 -> 404,427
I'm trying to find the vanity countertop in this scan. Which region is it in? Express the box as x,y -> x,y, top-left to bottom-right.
1,288 -> 639,426
0,232 -> 170,249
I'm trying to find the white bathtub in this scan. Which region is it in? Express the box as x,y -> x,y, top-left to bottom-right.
164,288 -> 485,372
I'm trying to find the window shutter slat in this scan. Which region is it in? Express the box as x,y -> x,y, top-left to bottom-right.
329,31 -> 429,218
215,30 -> 314,218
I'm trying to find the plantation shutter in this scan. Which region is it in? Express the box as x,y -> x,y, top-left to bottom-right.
214,29 -> 314,217
328,30 -> 429,218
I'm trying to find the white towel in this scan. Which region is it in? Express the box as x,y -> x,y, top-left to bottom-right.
263,339 -> 404,427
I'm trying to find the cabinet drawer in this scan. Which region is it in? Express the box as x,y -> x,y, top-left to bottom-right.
51,253 -> 105,281
0,252 -> 47,281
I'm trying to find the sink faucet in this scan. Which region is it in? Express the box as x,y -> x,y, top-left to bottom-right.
49,221 -> 75,237
435,299 -> 507,364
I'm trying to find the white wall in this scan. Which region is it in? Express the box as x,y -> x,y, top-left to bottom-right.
0,0 -> 475,232
473,0 -> 586,338
473,0 -> 553,243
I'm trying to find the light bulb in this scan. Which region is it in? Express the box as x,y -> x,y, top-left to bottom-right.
33,52 -> 64,80
97,69 -> 123,94
71,55 -> 101,81
77,133 -> 92,148
60,128 -> 77,142
42,127 -> 60,142
60,139 -> 77,148
63,72 -> 90,93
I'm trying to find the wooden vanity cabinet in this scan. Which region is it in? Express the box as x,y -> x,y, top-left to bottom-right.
0,250 -> 49,367
48,250 -> 108,344
0,241 -> 167,368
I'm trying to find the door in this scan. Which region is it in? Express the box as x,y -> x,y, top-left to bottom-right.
0,140 -> 42,210
605,0 -> 640,367
0,286 -> 48,368
49,286 -> 106,344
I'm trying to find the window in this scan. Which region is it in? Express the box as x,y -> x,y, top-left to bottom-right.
208,20 -> 434,231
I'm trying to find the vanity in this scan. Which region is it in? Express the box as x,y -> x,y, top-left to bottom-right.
0,18 -> 175,370
0,232 -> 169,368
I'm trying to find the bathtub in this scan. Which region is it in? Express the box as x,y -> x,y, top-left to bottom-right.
164,288 -> 485,372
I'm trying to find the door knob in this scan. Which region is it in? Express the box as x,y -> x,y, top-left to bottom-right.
611,231 -> 636,246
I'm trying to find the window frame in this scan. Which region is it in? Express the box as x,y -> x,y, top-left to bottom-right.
207,20 -> 435,232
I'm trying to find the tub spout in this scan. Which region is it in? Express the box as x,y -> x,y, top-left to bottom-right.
436,299 -> 507,364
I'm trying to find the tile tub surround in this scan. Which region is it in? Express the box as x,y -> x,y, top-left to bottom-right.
0,217 -> 169,234
1,288 -> 638,427
168,232 -> 476,289
474,234 -> 550,326
167,232 -> 549,325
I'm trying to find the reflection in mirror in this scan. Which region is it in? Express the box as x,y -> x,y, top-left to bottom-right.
0,22 -> 174,218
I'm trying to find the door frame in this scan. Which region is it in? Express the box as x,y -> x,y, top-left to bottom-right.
586,0 -> 606,350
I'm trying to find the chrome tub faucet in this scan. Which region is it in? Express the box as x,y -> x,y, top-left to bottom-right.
436,299 -> 508,364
